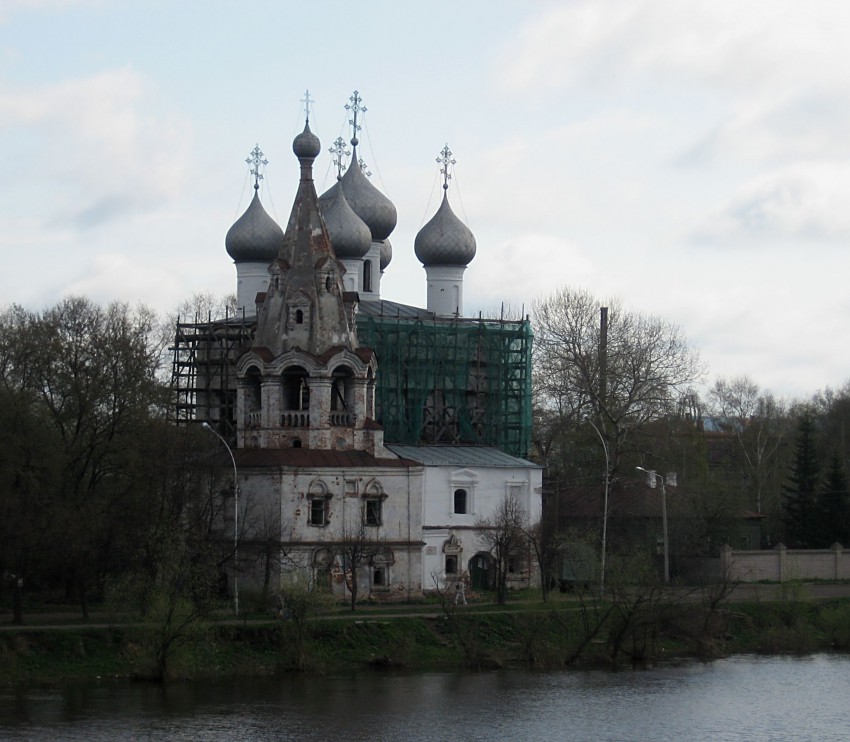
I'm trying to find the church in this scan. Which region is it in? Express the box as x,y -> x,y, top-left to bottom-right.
174,92 -> 542,602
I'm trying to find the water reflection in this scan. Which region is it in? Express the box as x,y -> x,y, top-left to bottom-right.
2,654 -> 849,741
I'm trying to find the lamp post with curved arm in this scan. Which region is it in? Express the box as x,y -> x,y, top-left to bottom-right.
636,466 -> 670,583
583,415 -> 609,598
202,422 -> 240,615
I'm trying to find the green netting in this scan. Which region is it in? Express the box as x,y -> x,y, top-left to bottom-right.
356,314 -> 533,458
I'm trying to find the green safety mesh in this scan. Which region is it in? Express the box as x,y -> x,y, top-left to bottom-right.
356,315 -> 533,458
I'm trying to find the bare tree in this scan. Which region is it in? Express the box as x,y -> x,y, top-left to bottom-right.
172,291 -> 239,324
708,375 -> 788,519
335,515 -> 385,611
525,518 -> 559,602
533,288 -> 705,479
476,493 -> 529,604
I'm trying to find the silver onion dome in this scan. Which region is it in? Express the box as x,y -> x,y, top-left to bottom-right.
320,183 -> 372,260
292,121 -> 321,160
414,192 -> 476,267
225,190 -> 284,263
337,159 -> 397,242
379,238 -> 392,270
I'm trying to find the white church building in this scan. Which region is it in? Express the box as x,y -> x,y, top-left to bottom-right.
203,92 -> 542,602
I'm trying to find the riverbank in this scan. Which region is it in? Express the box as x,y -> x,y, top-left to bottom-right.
3,586 -> 850,686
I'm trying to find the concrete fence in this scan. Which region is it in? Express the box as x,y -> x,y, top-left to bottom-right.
719,543 -> 850,582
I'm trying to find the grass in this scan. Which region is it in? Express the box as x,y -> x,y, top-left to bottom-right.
4,589 -> 850,685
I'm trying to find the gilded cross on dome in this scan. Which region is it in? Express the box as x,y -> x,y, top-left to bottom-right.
246,144 -> 268,190
437,144 -> 456,191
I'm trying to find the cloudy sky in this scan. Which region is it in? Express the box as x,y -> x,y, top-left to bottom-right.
2,0 -> 848,400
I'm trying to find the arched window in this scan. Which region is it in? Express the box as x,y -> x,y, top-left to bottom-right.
307,481 -> 330,527
445,554 -> 458,575
295,309 -> 304,324
454,488 -> 468,515
245,366 -> 262,411
282,366 -> 310,411
331,366 -> 354,411
363,261 -> 372,293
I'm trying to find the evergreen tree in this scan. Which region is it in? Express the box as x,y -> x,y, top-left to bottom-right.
782,413 -> 820,547
817,450 -> 850,546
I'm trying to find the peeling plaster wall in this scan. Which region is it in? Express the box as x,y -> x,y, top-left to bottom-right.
237,463 -> 424,600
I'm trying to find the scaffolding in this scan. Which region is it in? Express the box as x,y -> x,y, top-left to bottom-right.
170,309 -> 254,443
357,312 -> 533,458
171,305 -> 534,459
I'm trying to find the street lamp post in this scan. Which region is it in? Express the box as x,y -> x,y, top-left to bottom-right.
202,422 -> 240,615
583,415 -> 609,598
636,466 -> 670,583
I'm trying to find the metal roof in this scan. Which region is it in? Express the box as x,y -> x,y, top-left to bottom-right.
385,444 -> 540,469
233,448 -> 418,469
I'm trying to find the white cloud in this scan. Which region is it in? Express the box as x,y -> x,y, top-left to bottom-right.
696,163 -> 850,242
0,68 -> 191,229
501,1 -> 850,95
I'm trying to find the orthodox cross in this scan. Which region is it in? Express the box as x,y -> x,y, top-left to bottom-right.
301,90 -> 314,123
437,144 -> 456,191
345,90 -> 367,147
246,144 -> 268,190
329,136 -> 350,180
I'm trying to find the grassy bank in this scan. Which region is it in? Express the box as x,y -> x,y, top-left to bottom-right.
3,593 -> 850,686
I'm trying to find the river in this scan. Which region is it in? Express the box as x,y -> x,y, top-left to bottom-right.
2,654 -> 849,740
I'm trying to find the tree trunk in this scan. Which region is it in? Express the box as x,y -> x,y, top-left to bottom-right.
12,577 -> 23,625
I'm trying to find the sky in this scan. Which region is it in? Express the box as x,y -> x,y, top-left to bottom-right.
2,0 -> 849,401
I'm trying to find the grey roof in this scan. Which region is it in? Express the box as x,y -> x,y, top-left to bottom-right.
386,444 -> 540,469
233,448 -> 419,469
225,190 -> 284,263
358,299 -> 437,320
414,192 -> 476,267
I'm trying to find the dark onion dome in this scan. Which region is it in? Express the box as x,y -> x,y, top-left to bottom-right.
380,238 -> 392,270
334,158 -> 397,241
319,183 -> 371,259
414,192 -> 476,267
225,191 -> 284,262
292,121 -> 321,160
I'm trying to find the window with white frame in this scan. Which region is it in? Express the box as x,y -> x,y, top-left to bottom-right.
450,470 -> 477,516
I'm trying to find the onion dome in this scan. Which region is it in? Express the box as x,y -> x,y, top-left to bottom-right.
380,239 -> 392,270
414,192 -> 476,267
337,161 -> 397,241
320,183 -> 371,260
293,121 -> 321,160
225,189 -> 283,263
